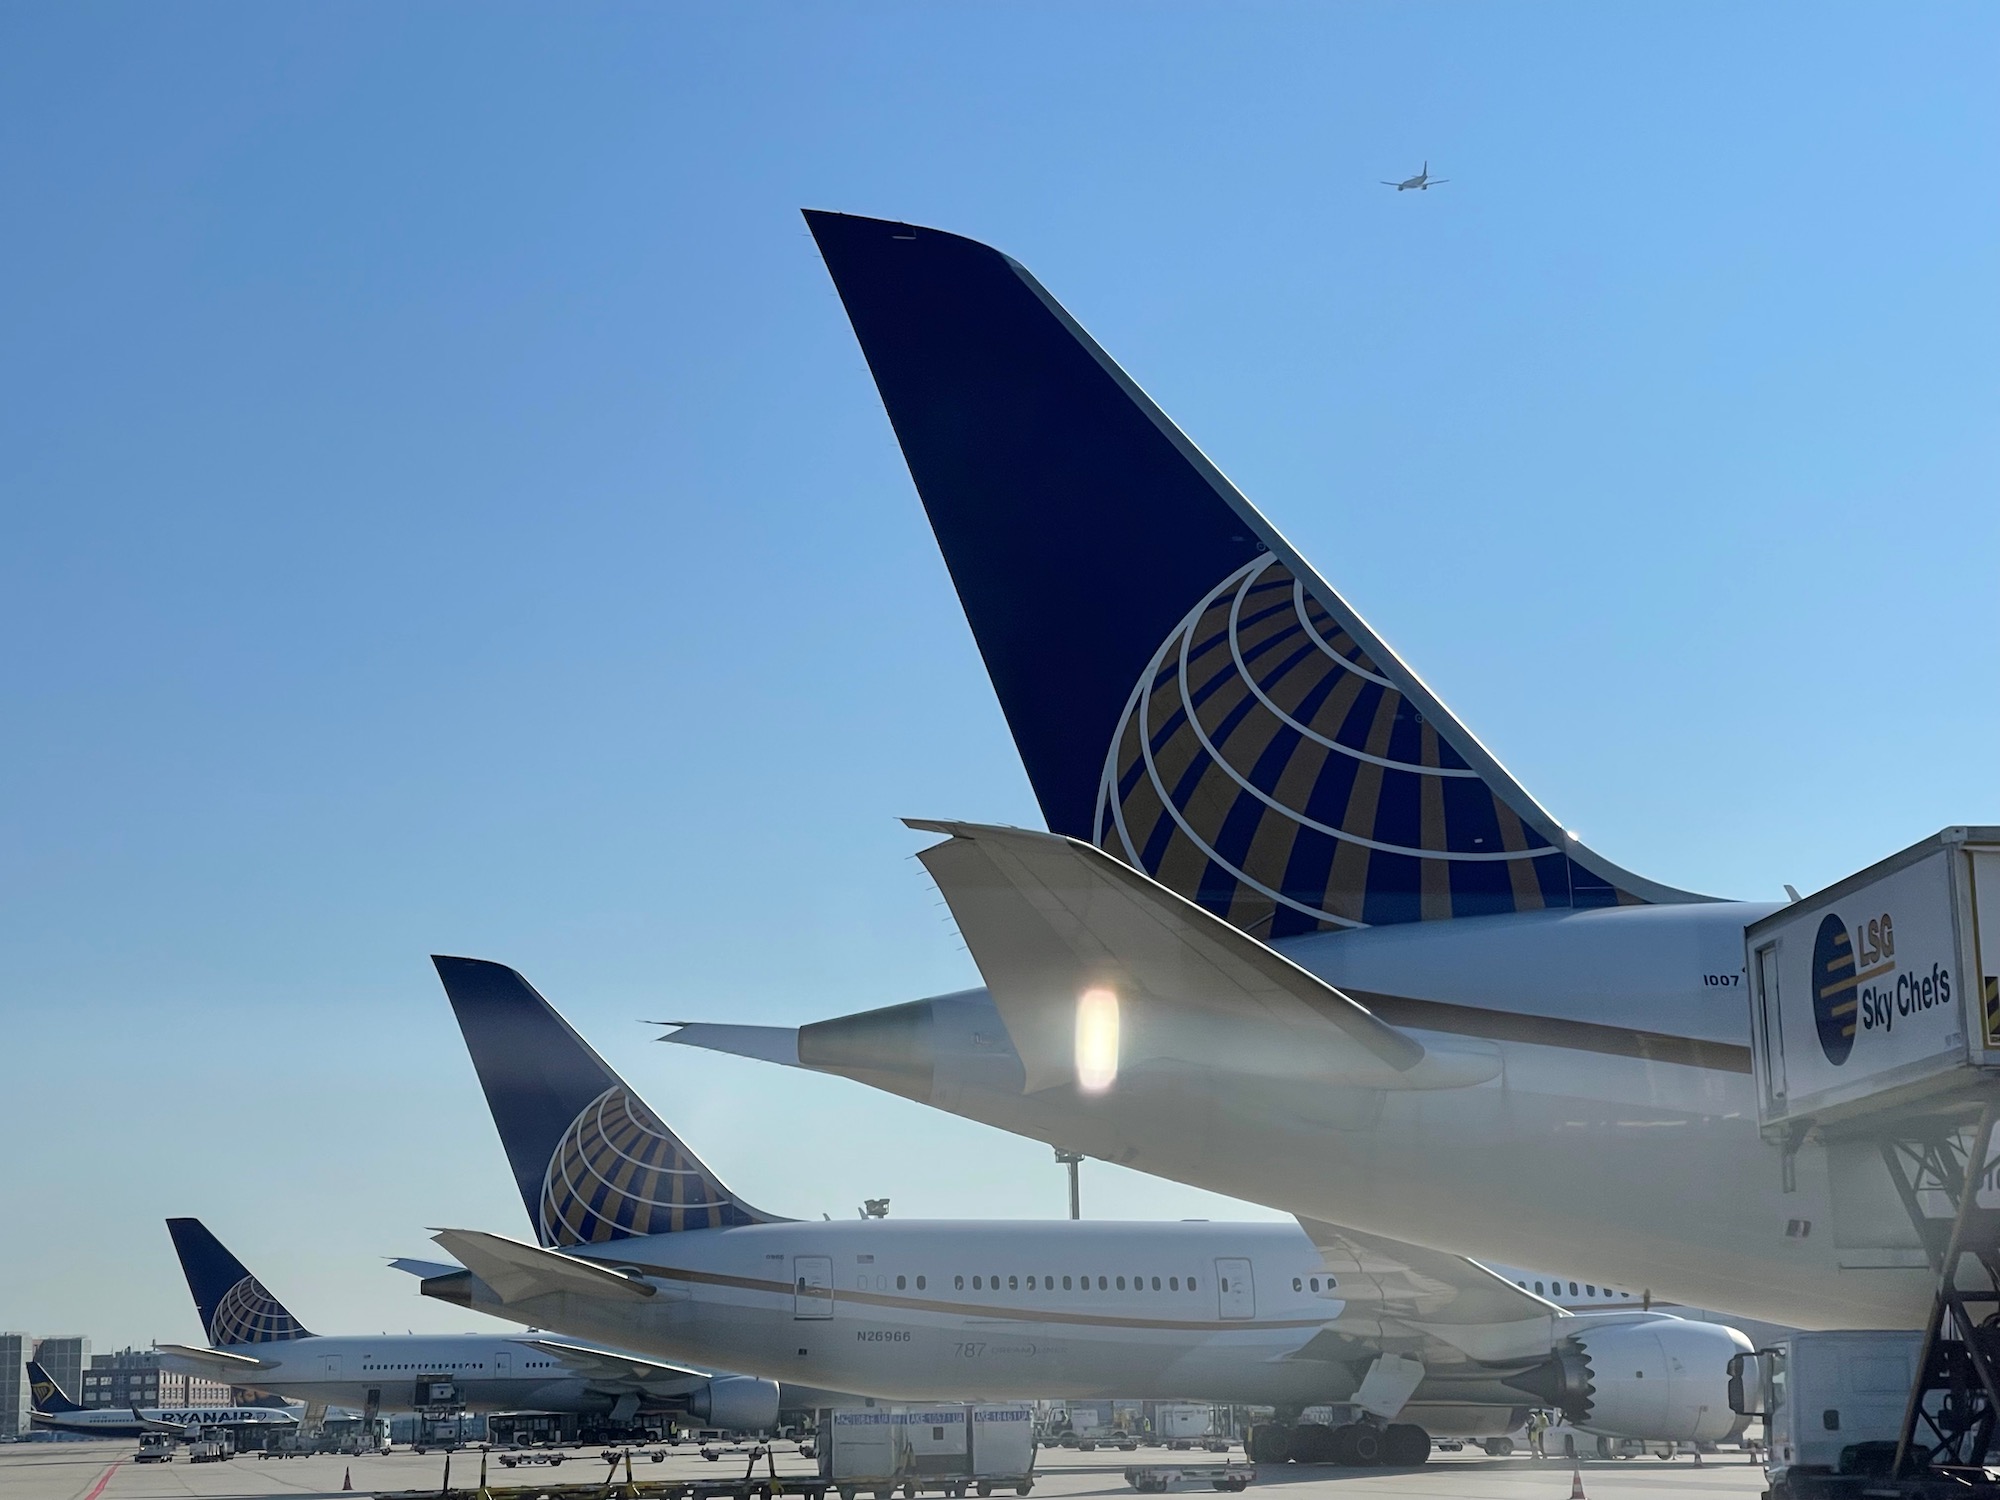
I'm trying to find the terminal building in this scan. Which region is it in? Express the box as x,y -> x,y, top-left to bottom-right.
79,1348 -> 229,1409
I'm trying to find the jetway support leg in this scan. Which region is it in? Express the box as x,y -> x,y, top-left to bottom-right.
1886,1102 -> 2000,1477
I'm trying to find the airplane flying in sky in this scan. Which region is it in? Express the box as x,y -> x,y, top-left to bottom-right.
658,211 -> 1936,1338
25,1360 -> 297,1440
1381,162 -> 1446,190
416,955 -> 1752,1466
153,1217 -> 786,1434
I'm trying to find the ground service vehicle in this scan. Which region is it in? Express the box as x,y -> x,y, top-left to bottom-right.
1730,1332 -> 1927,1498
818,1407 -> 1035,1499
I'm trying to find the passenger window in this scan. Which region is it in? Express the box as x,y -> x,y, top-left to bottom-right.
1170,1277 -> 1179,1291
917,1276 -> 926,1290
955,1276 -> 965,1290
1293,1277 -> 1303,1291
1569,1281 -> 1579,1296
1152,1277 -> 1161,1290
1008,1275 -> 1018,1290
897,1275 -> 906,1290
1586,1285 -> 1596,1296
1026,1275 -> 1036,1290
1062,1276 -> 1072,1290
1310,1277 -> 1320,1292
973,1276 -> 983,1290
1188,1278 -> 1196,1292
1534,1281 -> 1544,1294
1116,1276 -> 1126,1290
1098,1276 -> 1107,1290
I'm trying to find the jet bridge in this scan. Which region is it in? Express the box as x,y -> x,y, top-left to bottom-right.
1746,827 -> 2000,1488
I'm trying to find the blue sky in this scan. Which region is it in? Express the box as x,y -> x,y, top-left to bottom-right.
3,4 -> 1995,1347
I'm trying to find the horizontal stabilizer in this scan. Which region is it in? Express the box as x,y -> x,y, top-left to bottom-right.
430,1228 -> 659,1305
385,1257 -> 462,1280
908,819 -> 1498,1094
153,1343 -> 275,1378
658,1024 -> 802,1067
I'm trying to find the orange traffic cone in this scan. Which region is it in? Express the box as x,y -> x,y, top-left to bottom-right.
1569,1464 -> 1586,1500
342,1467 -> 353,1491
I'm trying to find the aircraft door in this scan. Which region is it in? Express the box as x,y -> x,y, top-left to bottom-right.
794,1256 -> 834,1319
1755,941 -> 1787,1112
494,1351 -> 511,1377
1214,1258 -> 1255,1319
320,1355 -> 342,1377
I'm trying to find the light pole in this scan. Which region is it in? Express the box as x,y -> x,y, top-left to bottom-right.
1054,1149 -> 1083,1220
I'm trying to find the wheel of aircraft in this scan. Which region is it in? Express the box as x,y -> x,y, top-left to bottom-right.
1242,1423 -> 1291,1464
1331,1423 -> 1385,1466
1288,1423 -> 1335,1464
1383,1425 -> 1432,1467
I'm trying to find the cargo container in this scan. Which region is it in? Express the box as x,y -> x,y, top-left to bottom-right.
818,1407 -> 1034,1498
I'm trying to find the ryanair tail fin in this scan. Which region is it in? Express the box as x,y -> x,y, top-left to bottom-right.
806,210 -> 1706,935
25,1362 -> 84,1415
165,1218 -> 312,1346
432,956 -> 775,1246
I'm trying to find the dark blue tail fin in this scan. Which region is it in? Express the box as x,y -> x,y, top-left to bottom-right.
25,1362 -> 84,1414
433,956 -> 775,1246
806,211 -> 1707,934
165,1218 -> 313,1345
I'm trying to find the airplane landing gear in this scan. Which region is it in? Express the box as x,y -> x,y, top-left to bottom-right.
1382,1425 -> 1431,1467
1243,1424 -> 1290,1464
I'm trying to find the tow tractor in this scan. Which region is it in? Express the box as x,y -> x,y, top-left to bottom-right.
1122,1464 -> 1252,1492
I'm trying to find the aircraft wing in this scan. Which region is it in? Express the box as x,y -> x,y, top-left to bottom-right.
520,1338 -> 708,1386
907,819 -> 1496,1094
429,1229 -> 660,1305
153,1343 -> 276,1378
1298,1217 -> 1563,1363
131,1407 -> 187,1435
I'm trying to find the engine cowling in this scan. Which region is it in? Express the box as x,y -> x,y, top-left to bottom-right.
688,1376 -> 780,1433
1553,1320 -> 1754,1443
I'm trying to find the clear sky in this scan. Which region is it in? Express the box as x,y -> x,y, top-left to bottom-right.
3,4 -> 1995,1350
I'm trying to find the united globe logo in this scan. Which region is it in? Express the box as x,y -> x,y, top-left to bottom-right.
1813,912 -> 1859,1066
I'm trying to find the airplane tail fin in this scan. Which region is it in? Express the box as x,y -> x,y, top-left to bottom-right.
806,210 -> 1706,935
165,1219 -> 313,1345
25,1362 -> 85,1414
433,956 -> 776,1246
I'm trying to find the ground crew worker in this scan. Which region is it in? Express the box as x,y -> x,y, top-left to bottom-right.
1527,1409 -> 1549,1459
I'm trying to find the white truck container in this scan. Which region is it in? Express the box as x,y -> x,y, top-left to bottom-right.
1745,828 -> 2000,1135
1728,1331 -> 1923,1497
819,1406 -> 1035,1498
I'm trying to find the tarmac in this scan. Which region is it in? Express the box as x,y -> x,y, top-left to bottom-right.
0,1441 -> 1765,1500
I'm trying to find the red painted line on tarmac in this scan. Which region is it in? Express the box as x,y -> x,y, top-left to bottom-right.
78,1460 -> 121,1500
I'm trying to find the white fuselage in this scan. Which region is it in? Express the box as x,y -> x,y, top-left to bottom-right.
855,900 -> 1930,1333
435,1217 -> 1708,1437
161,1333 -> 651,1416
32,1405 -> 296,1438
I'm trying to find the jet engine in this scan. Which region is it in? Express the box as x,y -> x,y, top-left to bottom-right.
1521,1319 -> 1753,1444
687,1376 -> 781,1433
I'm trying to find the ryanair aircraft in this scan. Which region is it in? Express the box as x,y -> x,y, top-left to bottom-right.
661,211 -> 1935,1338
154,1217 -> 787,1432
25,1360 -> 296,1440
419,956 -> 1752,1466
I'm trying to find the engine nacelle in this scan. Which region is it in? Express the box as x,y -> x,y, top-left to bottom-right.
688,1376 -> 780,1433
1555,1319 -> 1754,1443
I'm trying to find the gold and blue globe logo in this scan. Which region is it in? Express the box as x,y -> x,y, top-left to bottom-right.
1813,913 -> 1859,1066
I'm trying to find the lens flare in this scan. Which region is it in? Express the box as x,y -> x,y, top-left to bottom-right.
1075,987 -> 1120,1092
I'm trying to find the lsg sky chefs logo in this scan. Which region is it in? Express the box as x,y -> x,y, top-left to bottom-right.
1813,908 -> 1953,1066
